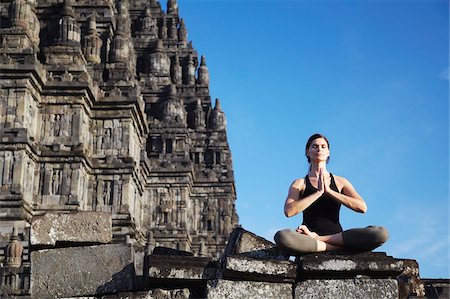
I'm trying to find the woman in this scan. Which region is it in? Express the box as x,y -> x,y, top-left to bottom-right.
274,133 -> 389,254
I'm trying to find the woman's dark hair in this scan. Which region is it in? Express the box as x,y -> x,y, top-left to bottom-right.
305,133 -> 330,163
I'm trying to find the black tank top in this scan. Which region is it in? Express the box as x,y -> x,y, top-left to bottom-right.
301,174 -> 343,235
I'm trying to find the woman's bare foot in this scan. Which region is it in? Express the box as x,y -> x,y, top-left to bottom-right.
296,225 -> 319,239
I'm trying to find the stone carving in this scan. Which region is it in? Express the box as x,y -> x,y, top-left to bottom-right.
8,0 -> 40,46
51,169 -> 61,195
147,39 -> 170,75
197,55 -> 210,86
159,15 -> 168,39
83,13 -> 102,64
178,18 -> 187,45
57,0 -> 81,45
110,3 -> 131,63
52,114 -> 61,136
5,228 -> 23,268
8,0 -> 30,29
170,53 -> 182,84
183,54 -> 196,85
141,7 -> 158,38
189,99 -> 206,129
162,84 -> 186,125
168,18 -> 177,39
167,0 -> 178,15
209,98 -> 227,131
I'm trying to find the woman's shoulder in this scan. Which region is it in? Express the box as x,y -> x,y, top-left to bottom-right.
291,177 -> 306,189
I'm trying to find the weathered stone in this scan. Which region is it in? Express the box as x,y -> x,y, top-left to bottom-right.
297,252 -> 404,278
0,0 -> 238,261
30,244 -> 134,298
66,289 -> 190,299
223,255 -> 296,283
396,259 -> 425,298
207,279 -> 292,299
0,265 -> 30,296
223,227 -> 287,261
146,255 -> 220,280
294,278 -> 398,299
422,279 -> 450,299
30,212 -> 112,246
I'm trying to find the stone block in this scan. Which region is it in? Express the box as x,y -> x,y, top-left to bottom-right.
223,227 -> 287,261
30,212 -> 112,246
223,255 -> 296,283
396,259 -> 425,298
422,279 -> 450,299
297,252 -> 404,279
146,255 -> 220,280
30,244 -> 134,298
207,279 -> 292,299
61,289 -> 191,299
294,278 -> 398,299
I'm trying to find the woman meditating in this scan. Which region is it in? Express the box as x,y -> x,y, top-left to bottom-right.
274,133 -> 389,254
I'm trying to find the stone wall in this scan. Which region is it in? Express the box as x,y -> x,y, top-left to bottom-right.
2,222 -> 447,298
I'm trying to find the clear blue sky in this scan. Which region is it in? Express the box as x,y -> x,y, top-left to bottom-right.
177,0 -> 449,278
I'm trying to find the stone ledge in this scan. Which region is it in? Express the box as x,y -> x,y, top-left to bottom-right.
146,255 -> 220,281
223,255 -> 296,283
422,279 -> 450,299
207,279 -> 292,299
294,278 -> 398,299
297,252 -> 404,279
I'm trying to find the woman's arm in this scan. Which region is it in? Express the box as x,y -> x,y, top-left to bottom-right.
325,176 -> 367,213
284,177 -> 324,217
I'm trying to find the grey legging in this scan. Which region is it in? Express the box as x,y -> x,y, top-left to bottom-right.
274,226 -> 389,255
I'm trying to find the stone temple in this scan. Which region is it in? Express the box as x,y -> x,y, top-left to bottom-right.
0,0 -> 238,258
1,0 -> 449,298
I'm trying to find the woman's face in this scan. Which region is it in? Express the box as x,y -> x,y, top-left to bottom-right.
306,137 -> 330,163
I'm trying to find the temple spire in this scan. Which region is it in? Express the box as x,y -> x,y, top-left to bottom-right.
57,0 -> 81,45
178,18 -> 187,45
160,15 -> 168,39
210,98 -> 226,131
197,55 -> 210,86
183,54 -> 196,85
167,0 -> 178,15
83,13 -> 102,64
170,53 -> 182,85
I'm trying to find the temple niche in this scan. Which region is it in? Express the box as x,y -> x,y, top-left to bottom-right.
0,0 -> 238,262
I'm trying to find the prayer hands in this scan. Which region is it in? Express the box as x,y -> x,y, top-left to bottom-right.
317,168 -> 325,195
317,167 -> 330,195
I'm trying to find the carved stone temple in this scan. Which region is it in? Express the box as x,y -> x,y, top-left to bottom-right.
0,0 -> 238,260
1,0 -> 449,298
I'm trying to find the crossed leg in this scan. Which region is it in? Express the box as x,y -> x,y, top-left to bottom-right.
274,225 -> 389,255
297,225 -> 345,251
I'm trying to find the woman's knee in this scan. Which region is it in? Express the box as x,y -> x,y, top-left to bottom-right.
274,229 -> 318,254
342,226 -> 389,251
274,229 -> 292,247
367,226 -> 389,244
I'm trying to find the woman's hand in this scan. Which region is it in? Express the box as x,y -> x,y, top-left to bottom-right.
296,225 -> 319,239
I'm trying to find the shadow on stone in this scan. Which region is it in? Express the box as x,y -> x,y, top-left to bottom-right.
96,263 -> 136,294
